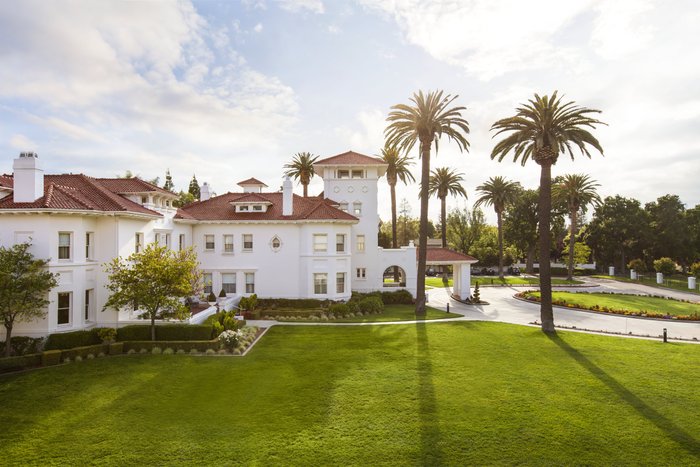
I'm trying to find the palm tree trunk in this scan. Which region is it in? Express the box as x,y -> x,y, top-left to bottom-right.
567,208 -> 577,281
4,324 -> 12,357
415,141 -> 431,316
441,197 -> 447,248
303,183 -> 308,198
391,183 -> 400,281
538,163 -> 555,332
497,210 -> 504,279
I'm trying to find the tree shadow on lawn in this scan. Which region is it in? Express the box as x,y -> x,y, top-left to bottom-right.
547,333 -> 700,458
416,321 -> 444,464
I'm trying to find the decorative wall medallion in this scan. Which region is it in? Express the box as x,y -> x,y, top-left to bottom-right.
362,186 -> 368,193
347,186 -> 354,193
270,235 -> 282,252
333,186 -> 340,193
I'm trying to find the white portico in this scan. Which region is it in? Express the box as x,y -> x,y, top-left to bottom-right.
424,247 -> 478,300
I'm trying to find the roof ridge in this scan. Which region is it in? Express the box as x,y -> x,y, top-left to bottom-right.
43,184 -> 54,207
52,184 -> 94,210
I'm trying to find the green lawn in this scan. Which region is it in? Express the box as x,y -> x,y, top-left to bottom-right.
593,274 -> 700,295
1,322 -> 699,465
529,291 -> 700,318
425,276 -> 583,288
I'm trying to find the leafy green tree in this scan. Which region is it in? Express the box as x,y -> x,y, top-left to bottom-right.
561,242 -> 592,270
173,190 -> 196,208
653,257 -> 677,275
645,195 -> 691,269
586,196 -> 650,273
104,244 -> 201,341
687,205 -> 700,265
188,175 -> 200,200
446,206 -> 486,256
385,90 -> 470,315
503,188 -> 539,273
0,243 -> 59,357
490,91 -> 605,332
474,176 -> 521,279
552,174 -> 601,280
163,169 -> 174,192
380,144 -> 415,250
627,258 -> 646,273
283,152 -> 319,197
428,167 -> 467,248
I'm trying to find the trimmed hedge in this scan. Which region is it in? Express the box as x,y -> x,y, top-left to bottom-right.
117,324 -> 213,342
41,350 -> 62,366
60,344 -> 109,361
0,336 -> 44,356
0,353 -> 42,373
257,298 -> 333,310
122,339 -> 219,353
351,290 -> 413,305
44,329 -> 101,350
359,297 -> 384,314
109,342 -> 124,355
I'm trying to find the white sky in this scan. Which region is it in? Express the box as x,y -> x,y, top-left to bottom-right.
1,0 -> 698,224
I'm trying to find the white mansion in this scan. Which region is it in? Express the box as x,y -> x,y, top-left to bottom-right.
0,151 -> 475,338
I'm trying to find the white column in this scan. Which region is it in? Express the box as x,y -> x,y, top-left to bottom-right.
608,266 -> 615,276
453,265 -> 461,298
689,277 -> 696,289
656,272 -> 663,284
460,263 -> 471,300
630,269 -> 637,280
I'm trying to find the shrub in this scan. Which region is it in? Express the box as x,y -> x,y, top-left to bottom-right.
205,348 -> 216,355
44,329 -> 100,350
97,327 -> 117,343
108,342 -> 124,355
189,348 -> 199,355
163,348 -> 174,355
256,297 -> 327,310
653,257 -> 677,275
127,349 -> 136,355
219,288 -> 227,298
152,347 -> 162,355
0,336 -> 44,357
690,262 -> 700,278
347,302 -> 360,315
359,297 -> 384,315
74,356 -> 83,362
176,349 -> 185,355
329,303 -> 349,315
97,352 -> 105,358
86,353 -> 95,360
380,289 -> 414,305
627,259 -> 646,273
472,282 -> 481,303
218,330 -> 242,350
61,344 -> 108,361
207,291 -> 217,302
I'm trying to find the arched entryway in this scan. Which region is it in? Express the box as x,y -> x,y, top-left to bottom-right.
382,266 -> 406,287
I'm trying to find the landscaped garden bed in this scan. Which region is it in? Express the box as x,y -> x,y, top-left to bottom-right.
517,290 -> 700,320
426,276 -> 584,288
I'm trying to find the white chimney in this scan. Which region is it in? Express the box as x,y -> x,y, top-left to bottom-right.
282,176 -> 293,216
13,152 -> 44,203
200,182 -> 211,201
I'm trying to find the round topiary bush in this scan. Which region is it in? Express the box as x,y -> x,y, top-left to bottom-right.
653,257 -> 677,275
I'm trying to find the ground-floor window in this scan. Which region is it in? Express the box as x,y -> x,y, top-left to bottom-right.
203,273 -> 213,294
336,272 -> 345,294
84,289 -> 94,322
356,268 -> 366,279
222,273 -> 236,294
245,273 -> 255,293
314,273 -> 328,294
57,292 -> 71,325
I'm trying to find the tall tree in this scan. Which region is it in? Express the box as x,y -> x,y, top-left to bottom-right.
283,152 -> 319,197
428,167 -> 468,248
0,243 -> 58,357
380,144 -> 415,250
188,175 -> 200,199
552,174 -> 601,280
446,206 -> 486,255
645,195 -> 691,268
104,244 -> 201,341
163,169 -> 174,192
385,90 -> 470,315
503,188 -> 539,273
587,196 -> 649,273
474,176 -> 521,279
490,91 -> 605,332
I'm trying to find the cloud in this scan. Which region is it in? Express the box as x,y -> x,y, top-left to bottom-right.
275,0 -> 324,14
9,134 -> 37,151
253,23 -> 264,33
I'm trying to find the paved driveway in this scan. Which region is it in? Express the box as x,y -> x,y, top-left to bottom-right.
427,278 -> 700,341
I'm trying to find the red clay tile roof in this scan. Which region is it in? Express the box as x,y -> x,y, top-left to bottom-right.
421,247 -> 478,263
315,151 -> 387,166
0,175 -> 13,189
0,174 -> 161,216
237,177 -> 268,187
96,178 -> 175,196
230,192 -> 272,204
176,192 -> 358,222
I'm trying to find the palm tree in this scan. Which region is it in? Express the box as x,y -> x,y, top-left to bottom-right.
553,174 -> 601,281
428,167 -> 467,248
490,91 -> 604,332
474,176 -> 521,280
380,144 -> 415,249
385,90 -> 470,315
283,152 -> 319,197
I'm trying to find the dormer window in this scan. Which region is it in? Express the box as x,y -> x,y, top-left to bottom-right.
253,205 -> 262,211
141,196 -> 147,204
352,170 -> 364,178
337,169 -> 350,179
239,205 -> 249,212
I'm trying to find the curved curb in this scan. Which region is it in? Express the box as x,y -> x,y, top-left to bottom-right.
512,294 -> 700,324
